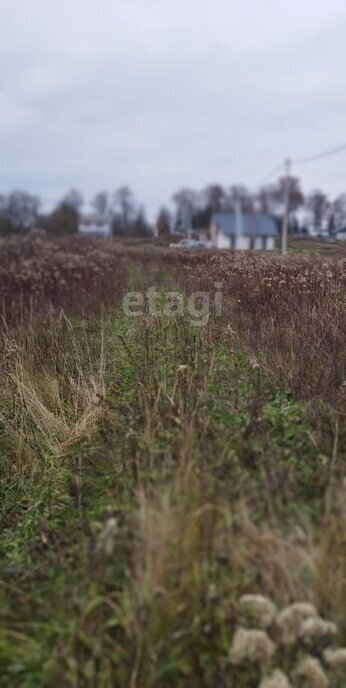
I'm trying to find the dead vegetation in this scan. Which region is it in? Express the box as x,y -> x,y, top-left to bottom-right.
0,238 -> 345,687
0,232 -> 127,322
133,248 -> 345,406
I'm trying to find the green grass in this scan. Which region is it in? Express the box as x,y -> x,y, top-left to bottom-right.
0,296 -> 344,687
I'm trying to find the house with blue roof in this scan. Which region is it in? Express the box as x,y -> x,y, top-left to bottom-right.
331,227 -> 346,241
210,209 -> 278,251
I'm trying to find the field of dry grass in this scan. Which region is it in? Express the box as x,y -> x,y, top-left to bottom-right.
0,233 -> 127,322
0,235 -> 345,687
285,235 -> 346,257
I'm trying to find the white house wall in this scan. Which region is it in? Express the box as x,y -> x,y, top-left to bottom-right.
235,236 -> 250,250
79,223 -> 111,238
216,232 -> 231,249
213,232 -> 276,251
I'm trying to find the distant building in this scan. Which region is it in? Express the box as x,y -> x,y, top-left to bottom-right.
331,227 -> 346,241
79,213 -> 111,239
210,210 -> 278,250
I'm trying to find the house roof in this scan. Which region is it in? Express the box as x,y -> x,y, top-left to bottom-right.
331,227 -> 346,235
211,212 -> 278,237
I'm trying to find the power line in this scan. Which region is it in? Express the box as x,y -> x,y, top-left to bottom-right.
258,140 -> 346,190
293,143 -> 346,165
258,162 -> 285,186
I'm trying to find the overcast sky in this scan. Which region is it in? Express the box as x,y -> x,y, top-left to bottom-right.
1,0 -> 346,216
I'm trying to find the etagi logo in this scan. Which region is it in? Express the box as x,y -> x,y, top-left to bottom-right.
122,283 -> 223,327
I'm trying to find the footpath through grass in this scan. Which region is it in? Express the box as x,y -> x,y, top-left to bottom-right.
0,296 -> 345,686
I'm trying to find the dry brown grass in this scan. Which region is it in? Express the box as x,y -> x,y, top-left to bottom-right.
0,240 -> 345,686
0,314 -> 106,472
0,232 -> 127,322
133,249 -> 345,408
315,479 -> 346,639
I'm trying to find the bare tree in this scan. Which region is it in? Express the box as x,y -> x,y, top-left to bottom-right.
133,208 -> 151,237
112,186 -> 137,234
227,185 -> 254,212
256,185 -> 278,215
63,189 -> 84,211
156,207 -> 171,239
202,184 -> 226,213
332,193 -> 346,228
307,190 -> 329,230
172,188 -> 196,233
275,176 -> 304,215
47,203 -> 79,235
92,191 -> 109,218
6,190 -> 40,230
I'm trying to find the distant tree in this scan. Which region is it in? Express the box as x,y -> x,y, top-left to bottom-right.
0,216 -> 14,236
172,188 -> 196,233
290,216 -> 300,235
111,214 -> 126,236
0,193 -> 11,235
275,176 -> 304,216
195,184 -> 227,227
202,184 -> 226,212
133,208 -> 151,237
332,193 -> 346,228
5,190 -> 40,231
327,214 -> 336,235
227,185 -> 254,212
172,188 -> 196,211
193,206 -> 212,228
112,186 -> 136,234
63,189 -> 84,212
307,190 -> 329,230
256,185 -> 278,215
0,194 -> 6,212
45,203 -> 79,235
156,207 -> 171,239
92,191 -> 109,217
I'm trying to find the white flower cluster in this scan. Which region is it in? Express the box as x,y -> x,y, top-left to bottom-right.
229,594 -> 346,687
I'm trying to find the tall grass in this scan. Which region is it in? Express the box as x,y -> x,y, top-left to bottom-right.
0,239 -> 345,686
132,249 -> 345,406
0,232 -> 127,322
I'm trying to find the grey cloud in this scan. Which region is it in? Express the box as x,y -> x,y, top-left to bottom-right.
1,0 -> 346,216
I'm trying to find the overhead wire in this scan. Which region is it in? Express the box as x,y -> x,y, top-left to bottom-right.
293,142 -> 346,165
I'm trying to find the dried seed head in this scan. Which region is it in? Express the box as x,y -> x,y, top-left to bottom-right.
276,602 -> 318,645
293,656 -> 329,688
323,647 -> 346,670
229,628 -> 276,665
259,669 -> 291,688
299,617 -> 337,650
239,594 -> 277,629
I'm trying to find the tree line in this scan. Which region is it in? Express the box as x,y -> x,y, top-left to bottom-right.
0,187 -> 151,237
163,180 -> 343,237
1,179 -> 345,238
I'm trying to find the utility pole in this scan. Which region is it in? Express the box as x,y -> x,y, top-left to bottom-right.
235,198 -> 243,237
281,157 -> 291,255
